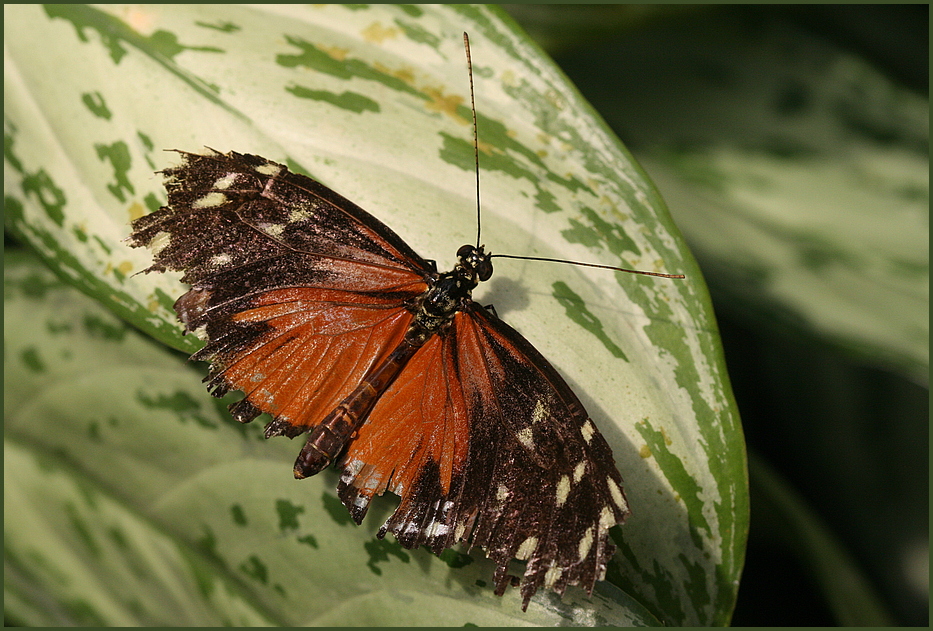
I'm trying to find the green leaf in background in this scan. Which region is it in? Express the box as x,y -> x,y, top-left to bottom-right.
747,453 -> 894,627
4,4 -> 745,625
554,11 -> 929,383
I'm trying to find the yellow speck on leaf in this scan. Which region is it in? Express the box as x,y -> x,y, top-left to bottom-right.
127,201 -> 146,221
639,444 -> 652,459
319,44 -> 349,61
424,87 -> 466,123
361,22 -> 397,44
476,139 -> 496,155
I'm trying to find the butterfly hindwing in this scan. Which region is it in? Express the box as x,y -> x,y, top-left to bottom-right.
336,303 -> 629,609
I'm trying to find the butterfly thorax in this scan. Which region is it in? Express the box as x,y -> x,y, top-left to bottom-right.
295,246 -> 492,475
406,245 -> 492,345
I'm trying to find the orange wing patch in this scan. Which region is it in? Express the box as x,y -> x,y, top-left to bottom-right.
337,332 -> 470,521
217,287 -> 419,437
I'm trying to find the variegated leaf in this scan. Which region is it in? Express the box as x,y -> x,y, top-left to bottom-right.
565,16 -> 929,382
4,4 -> 745,625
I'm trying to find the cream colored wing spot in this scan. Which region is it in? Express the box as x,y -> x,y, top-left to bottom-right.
259,222 -> 285,238
211,253 -> 232,266
580,419 -> 595,444
531,399 -> 547,424
516,426 -> 534,449
288,204 -> 317,223
148,231 -> 171,255
192,192 -> 227,209
213,172 -> 238,189
599,506 -> 616,529
516,536 -> 538,560
255,162 -> 282,176
607,476 -> 628,512
577,526 -> 594,561
573,460 -> 586,483
555,474 -> 571,507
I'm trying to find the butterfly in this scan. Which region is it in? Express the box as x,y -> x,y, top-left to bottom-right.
125,35 -> 688,612
128,147 -> 638,610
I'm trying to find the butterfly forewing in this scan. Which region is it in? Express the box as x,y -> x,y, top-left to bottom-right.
127,150 -> 429,437
128,149 -> 630,612
130,150 -> 431,282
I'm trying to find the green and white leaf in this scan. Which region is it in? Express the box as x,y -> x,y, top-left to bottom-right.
581,17 -> 929,382
4,4 -> 745,625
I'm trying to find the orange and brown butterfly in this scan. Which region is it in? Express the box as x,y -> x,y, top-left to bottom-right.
127,147 -> 636,610
124,32 -> 687,611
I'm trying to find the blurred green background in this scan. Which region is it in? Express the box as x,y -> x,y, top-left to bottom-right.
500,3 -> 927,626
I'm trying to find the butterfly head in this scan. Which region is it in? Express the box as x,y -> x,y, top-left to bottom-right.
456,244 -> 493,283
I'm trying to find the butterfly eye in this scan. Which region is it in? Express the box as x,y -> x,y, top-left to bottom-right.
457,244 -> 493,282
456,244 -> 475,259
475,257 -> 493,281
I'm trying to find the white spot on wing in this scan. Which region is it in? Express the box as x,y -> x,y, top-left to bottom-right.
255,162 -> 282,176
496,484 -> 510,502
260,222 -> 285,238
573,460 -> 586,483
516,426 -> 534,449
532,399 -> 547,424
607,476 -> 628,512
577,526 -> 594,561
213,172 -> 238,189
516,536 -> 537,560
599,506 -> 616,529
454,522 -> 467,540
148,231 -> 171,255
424,520 -> 449,538
192,192 -> 226,208
288,204 -> 316,223
341,458 -> 364,481
556,475 -> 571,506
211,253 -> 232,267
580,419 -> 595,443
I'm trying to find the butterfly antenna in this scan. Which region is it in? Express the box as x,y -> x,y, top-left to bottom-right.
464,32 -> 482,249
492,253 -> 686,279
462,33 -> 684,282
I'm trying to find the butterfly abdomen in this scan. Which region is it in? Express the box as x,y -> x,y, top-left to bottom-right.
294,339 -> 420,479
